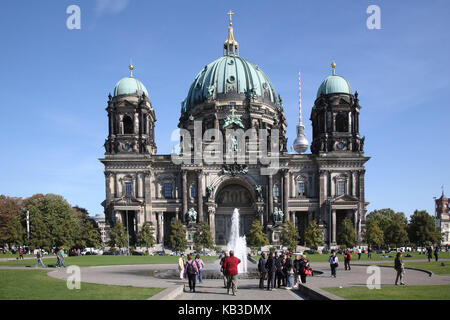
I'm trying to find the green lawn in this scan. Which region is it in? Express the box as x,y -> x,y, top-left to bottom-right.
0,254 -> 218,267
323,284 -> 450,300
0,269 -> 163,300
375,261 -> 450,275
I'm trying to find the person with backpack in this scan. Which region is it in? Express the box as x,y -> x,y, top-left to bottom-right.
344,249 -> 352,271
195,254 -> 205,284
34,248 -> 46,268
328,250 -> 338,278
184,253 -> 199,292
222,250 -> 241,296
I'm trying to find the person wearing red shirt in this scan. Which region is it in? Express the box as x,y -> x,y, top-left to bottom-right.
223,250 -> 241,296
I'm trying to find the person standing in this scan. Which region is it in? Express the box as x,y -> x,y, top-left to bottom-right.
427,246 -> 433,262
265,252 -> 276,291
178,253 -> 185,279
56,248 -> 62,268
394,251 -> 405,285
285,253 -> 293,289
344,249 -> 352,271
357,247 -> 362,260
220,251 -> 229,288
293,255 -> 301,288
274,252 -> 283,288
367,246 -> 372,259
258,252 -> 267,289
34,248 -> 46,268
328,251 -> 338,278
184,253 -> 199,292
60,247 -> 66,268
298,255 -> 310,284
434,246 -> 439,262
195,254 -> 205,284
19,248 -> 24,260
223,250 -> 241,296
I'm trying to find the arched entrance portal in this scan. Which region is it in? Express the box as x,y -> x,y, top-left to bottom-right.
214,180 -> 256,245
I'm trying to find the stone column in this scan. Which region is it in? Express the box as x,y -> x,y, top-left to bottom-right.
353,209 -> 358,232
115,174 -> 120,198
268,175 -> 273,224
283,170 -> 289,222
332,209 -> 337,245
108,112 -> 113,136
119,114 -> 124,135
182,171 -> 187,222
137,173 -> 144,198
197,170 -> 203,222
157,212 -> 163,244
208,206 -> 216,242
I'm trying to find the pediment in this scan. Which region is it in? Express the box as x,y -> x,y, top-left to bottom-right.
334,194 -> 359,202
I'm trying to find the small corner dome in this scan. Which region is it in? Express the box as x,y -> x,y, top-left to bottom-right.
114,76 -> 149,97
316,75 -> 352,98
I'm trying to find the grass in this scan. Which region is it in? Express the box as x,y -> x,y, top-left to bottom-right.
374,261 -> 450,275
323,284 -> 450,300
0,254 -> 218,267
0,269 -> 164,300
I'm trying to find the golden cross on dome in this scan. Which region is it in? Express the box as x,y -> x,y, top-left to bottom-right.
129,58 -> 134,77
227,10 -> 234,25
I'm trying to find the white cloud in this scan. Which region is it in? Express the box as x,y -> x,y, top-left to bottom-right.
95,0 -> 130,15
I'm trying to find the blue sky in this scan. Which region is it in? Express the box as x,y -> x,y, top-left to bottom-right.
0,0 -> 448,218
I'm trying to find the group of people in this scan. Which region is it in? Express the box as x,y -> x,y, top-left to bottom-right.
426,246 -> 440,262
258,251 -> 311,291
177,253 -> 206,293
33,247 -> 67,268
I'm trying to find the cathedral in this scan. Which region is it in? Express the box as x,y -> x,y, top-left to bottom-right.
100,13 -> 369,248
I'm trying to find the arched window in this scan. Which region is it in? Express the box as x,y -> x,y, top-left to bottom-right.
298,182 -> 306,196
335,113 -> 348,132
163,183 -> 173,198
123,115 -> 133,134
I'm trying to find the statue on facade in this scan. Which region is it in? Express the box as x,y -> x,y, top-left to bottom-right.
206,185 -> 215,199
187,208 -> 197,224
273,207 -> 284,223
255,185 -> 263,201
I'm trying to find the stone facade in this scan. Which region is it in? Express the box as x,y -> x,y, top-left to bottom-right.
435,192 -> 450,246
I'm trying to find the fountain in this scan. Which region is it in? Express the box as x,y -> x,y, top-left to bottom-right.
226,208 -> 247,273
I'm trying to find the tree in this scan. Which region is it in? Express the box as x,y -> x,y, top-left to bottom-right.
193,222 -> 214,252
246,220 -> 269,248
280,222 -> 299,252
109,222 -> 128,248
337,218 -> 357,248
366,209 -> 407,247
4,213 -> 26,247
363,219 -> 384,248
384,215 -> 408,248
408,210 -> 441,247
167,219 -> 187,253
136,223 -> 155,248
73,207 -> 101,248
25,194 -> 81,251
304,220 -> 323,249
0,195 -> 23,245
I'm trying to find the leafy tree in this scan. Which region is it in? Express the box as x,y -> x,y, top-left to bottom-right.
167,219 -> 187,252
363,219 -> 384,248
25,194 -> 80,251
136,222 -> 155,248
337,218 -> 357,248
109,222 -> 128,248
304,220 -> 323,249
366,209 -> 407,247
384,215 -> 408,248
73,207 -> 101,248
408,210 -> 441,247
0,195 -> 23,245
280,222 -> 299,252
246,220 -> 269,248
4,213 -> 26,247
193,222 -> 214,252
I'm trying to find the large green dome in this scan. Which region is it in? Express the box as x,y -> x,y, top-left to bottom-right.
316,74 -> 352,98
114,76 -> 149,97
184,55 -> 277,110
